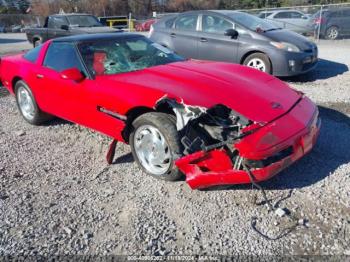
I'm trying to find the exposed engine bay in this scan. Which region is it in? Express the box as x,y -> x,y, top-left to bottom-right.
155,98 -> 255,170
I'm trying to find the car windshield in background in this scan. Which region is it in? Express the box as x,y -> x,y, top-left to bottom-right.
258,12 -> 273,18
67,15 -> 102,27
227,12 -> 280,32
78,37 -> 185,76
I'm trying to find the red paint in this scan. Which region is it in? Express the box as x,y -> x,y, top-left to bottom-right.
60,68 -> 85,82
0,40 -> 320,189
176,97 -> 321,189
135,19 -> 157,32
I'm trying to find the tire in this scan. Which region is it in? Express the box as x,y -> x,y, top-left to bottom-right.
243,53 -> 272,74
15,80 -> 51,125
33,39 -> 42,48
325,26 -> 339,40
130,112 -> 183,181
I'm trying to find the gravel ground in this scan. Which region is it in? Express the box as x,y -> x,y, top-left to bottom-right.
0,34 -> 349,257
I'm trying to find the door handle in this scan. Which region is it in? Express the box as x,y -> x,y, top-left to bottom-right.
200,38 -> 208,42
170,33 -> 176,38
36,74 -> 44,79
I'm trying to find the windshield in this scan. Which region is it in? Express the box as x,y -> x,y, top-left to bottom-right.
78,37 -> 185,76
311,10 -> 329,19
258,12 -> 273,18
67,15 -> 102,27
226,12 -> 280,32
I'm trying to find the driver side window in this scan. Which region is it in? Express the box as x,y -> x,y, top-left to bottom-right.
48,16 -> 69,29
44,42 -> 84,73
202,15 -> 233,34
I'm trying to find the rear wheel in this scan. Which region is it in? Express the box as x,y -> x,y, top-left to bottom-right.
15,80 -> 51,125
130,112 -> 183,181
243,53 -> 271,74
325,26 -> 339,40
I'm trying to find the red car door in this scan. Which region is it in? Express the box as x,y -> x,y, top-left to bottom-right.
36,41 -> 126,140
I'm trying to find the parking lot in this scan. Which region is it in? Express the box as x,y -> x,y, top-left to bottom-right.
0,33 -> 349,256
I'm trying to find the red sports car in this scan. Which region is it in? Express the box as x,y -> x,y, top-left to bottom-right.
0,33 -> 320,189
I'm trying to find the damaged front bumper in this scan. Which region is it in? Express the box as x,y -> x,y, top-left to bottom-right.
175,97 -> 321,190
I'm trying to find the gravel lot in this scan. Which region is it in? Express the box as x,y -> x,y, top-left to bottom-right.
0,33 -> 349,257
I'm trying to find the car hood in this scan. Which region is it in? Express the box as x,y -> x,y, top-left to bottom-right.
103,60 -> 301,123
263,29 -> 316,51
71,26 -> 118,34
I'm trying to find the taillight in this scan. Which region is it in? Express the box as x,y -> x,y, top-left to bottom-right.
314,17 -> 325,24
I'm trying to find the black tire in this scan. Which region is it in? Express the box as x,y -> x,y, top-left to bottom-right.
243,53 -> 272,74
33,39 -> 42,48
130,112 -> 183,181
15,80 -> 52,125
325,26 -> 339,40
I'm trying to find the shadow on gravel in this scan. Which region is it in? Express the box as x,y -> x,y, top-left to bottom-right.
0,38 -> 27,44
206,105 -> 350,191
281,59 -> 348,83
0,86 -> 10,97
113,152 -> 134,164
43,118 -> 73,126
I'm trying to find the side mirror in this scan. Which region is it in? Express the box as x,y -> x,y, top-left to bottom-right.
61,68 -> 85,82
225,29 -> 239,39
61,24 -> 69,30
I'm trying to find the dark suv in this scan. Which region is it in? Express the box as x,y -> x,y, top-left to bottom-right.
312,7 -> 350,39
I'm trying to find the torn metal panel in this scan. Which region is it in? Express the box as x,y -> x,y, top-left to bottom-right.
156,97 -> 206,130
174,97 -> 320,190
156,98 -> 253,155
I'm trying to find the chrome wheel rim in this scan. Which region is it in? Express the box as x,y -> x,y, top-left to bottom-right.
328,28 -> 338,39
247,58 -> 266,72
17,86 -> 35,120
134,125 -> 171,175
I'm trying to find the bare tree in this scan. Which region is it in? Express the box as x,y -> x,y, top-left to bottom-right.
31,0 -> 51,16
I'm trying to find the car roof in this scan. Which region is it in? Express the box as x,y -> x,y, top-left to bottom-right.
51,13 -> 93,17
260,9 -> 303,13
209,10 -> 240,15
52,32 -> 144,43
169,10 -> 240,15
328,7 -> 350,12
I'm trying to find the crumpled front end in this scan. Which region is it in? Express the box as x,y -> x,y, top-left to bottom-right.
165,96 -> 320,190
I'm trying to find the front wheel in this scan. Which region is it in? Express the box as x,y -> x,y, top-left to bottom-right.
325,26 -> 339,40
129,112 -> 183,181
243,53 -> 272,74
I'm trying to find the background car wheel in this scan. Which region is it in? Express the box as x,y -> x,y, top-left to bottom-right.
34,39 -> 42,48
325,26 -> 339,40
243,53 -> 271,74
130,112 -> 183,181
15,80 -> 52,125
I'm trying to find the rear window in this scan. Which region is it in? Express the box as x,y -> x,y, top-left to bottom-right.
23,45 -> 42,63
274,12 -> 291,19
175,15 -> 198,31
258,12 -> 272,18
312,10 -> 330,19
